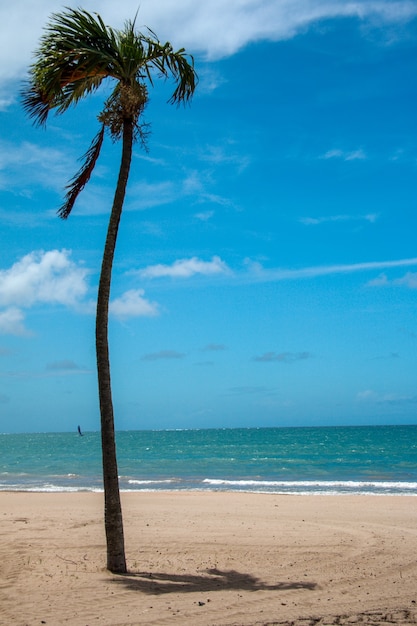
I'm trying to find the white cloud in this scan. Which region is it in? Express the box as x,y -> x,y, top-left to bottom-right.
181,170 -> 236,210
109,289 -> 159,318
127,169 -> 234,213
345,149 -> 367,161
126,180 -> 177,211
367,273 -> 389,287
357,389 -> 377,400
0,142 -> 61,171
357,389 -> 417,405
0,250 -> 89,335
0,141 -> 72,194
0,250 -> 88,308
299,213 -> 378,226
1,0 -> 416,94
322,149 -> 344,159
0,95 -> 15,112
367,271 -> 417,288
99,1 -> 417,60
244,256 -> 417,283
199,144 -> 251,172
138,256 -> 230,279
321,148 -> 367,161
197,67 -> 228,93
396,272 -> 417,289
0,307 -> 28,336
137,221 -> 166,237
182,172 -> 205,196
194,210 -> 215,221
74,177 -> 183,216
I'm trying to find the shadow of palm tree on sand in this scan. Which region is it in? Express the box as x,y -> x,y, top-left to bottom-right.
110,567 -> 318,596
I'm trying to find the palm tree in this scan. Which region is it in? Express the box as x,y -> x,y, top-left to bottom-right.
22,8 -> 197,573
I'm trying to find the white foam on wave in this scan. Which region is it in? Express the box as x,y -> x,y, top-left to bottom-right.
202,478 -> 417,494
0,484 -> 102,493
203,478 -> 417,487
127,479 -> 175,485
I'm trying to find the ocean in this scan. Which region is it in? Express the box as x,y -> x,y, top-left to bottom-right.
1,425 -> 416,495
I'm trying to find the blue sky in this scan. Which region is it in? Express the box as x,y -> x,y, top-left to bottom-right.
1,0 -> 417,433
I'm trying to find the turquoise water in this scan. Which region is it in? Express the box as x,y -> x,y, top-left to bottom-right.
1,425 -> 416,495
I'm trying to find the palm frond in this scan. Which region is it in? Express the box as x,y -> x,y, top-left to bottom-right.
58,124 -> 105,219
137,34 -> 197,105
22,74 -> 106,126
21,83 -> 51,126
54,75 -> 106,115
165,50 -> 197,105
22,8 -> 122,124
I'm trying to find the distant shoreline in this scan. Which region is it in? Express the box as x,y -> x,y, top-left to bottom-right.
2,422 -> 417,435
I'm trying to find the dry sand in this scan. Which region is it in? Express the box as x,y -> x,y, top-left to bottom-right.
1,491 -> 417,625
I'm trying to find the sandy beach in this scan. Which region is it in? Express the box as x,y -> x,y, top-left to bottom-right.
1,492 -> 416,625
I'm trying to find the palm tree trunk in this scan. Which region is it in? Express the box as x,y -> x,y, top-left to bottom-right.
96,118 -> 133,574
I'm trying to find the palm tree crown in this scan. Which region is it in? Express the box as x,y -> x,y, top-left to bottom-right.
22,8 -> 197,217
